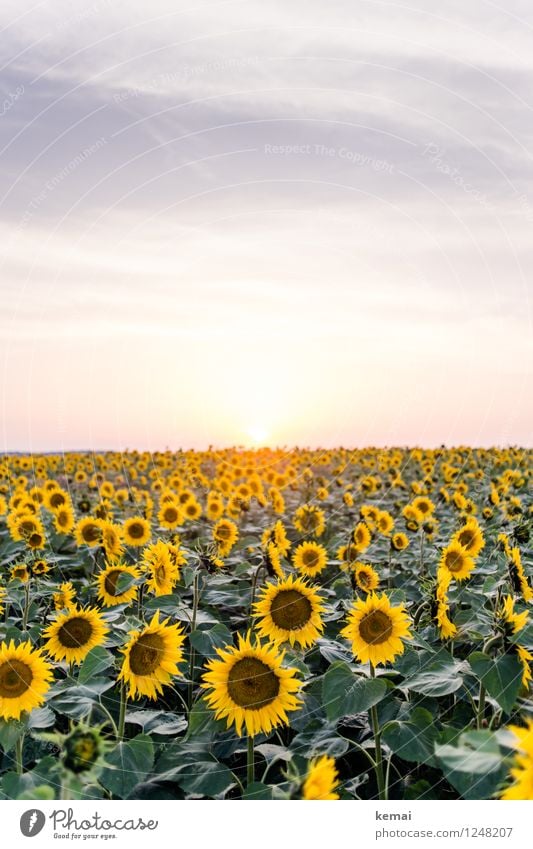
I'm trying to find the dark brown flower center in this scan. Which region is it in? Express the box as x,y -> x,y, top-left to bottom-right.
49,492 -> 66,508
0,659 -> 33,698
227,657 -> 280,709
302,549 -> 320,569
445,550 -> 465,572
104,569 -> 124,596
129,632 -> 164,675
82,523 -> 101,543
457,529 -> 475,550
164,507 -> 179,522
359,610 -> 393,645
215,524 -> 232,541
58,617 -> 93,648
127,522 -> 145,539
270,589 -> 312,630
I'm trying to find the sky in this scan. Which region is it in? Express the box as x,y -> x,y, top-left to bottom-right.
0,0 -> 532,451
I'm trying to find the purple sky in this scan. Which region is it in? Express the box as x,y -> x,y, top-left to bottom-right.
1,0 -> 532,450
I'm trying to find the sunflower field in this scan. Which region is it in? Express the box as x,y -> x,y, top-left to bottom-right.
0,447 -> 532,801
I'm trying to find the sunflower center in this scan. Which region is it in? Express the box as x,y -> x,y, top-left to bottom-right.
215,524 -> 232,541
457,530 -> 474,549
129,633 -> 164,675
164,507 -> 178,522
57,617 -> 94,648
445,551 -> 465,572
270,589 -> 312,630
302,549 -> 319,568
357,570 -> 372,588
82,524 -> 101,543
127,522 -> 145,539
104,569 -> 123,596
359,610 -> 393,645
0,659 -> 33,698
227,657 -> 280,709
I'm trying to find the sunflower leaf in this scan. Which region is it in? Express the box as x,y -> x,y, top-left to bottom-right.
78,647 -> 114,684
322,662 -> 388,721
468,652 -> 523,715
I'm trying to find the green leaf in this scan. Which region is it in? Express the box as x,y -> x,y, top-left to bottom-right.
382,709 -> 439,766
322,662 -> 387,721
168,760 -> 236,797
0,719 -> 25,754
468,652 -> 523,714
435,731 -> 506,800
78,647 -> 114,684
27,707 -> 55,730
291,722 -> 350,758
404,655 -> 465,697
189,623 -> 232,657
99,734 -> 154,799
125,709 -> 187,736
243,782 -> 273,799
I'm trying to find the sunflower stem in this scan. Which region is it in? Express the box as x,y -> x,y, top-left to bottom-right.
369,662 -> 386,801
21,580 -> 31,632
419,530 -> 425,576
477,683 -> 486,730
136,582 -> 145,621
117,682 -> 127,740
15,733 -> 24,775
247,735 -> 255,787
249,565 -> 263,621
187,571 -> 200,710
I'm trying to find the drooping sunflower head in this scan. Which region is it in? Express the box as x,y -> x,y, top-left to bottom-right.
213,518 -> 239,555
254,574 -> 325,649
96,563 -> 140,607
293,505 -> 326,538
43,606 -> 109,665
353,522 -> 372,550
123,516 -> 151,546
292,541 -> 328,578
141,540 -> 179,596
119,611 -> 185,700
0,640 -> 53,721
53,506 -> 75,535
99,521 -> 124,560
302,755 -> 340,800
264,542 -> 284,579
340,592 -> 412,666
376,511 -> 394,536
439,541 -> 475,582
202,633 -> 302,737
498,595 -> 529,637
353,562 -> 380,594
53,581 -> 76,611
500,718 -> 533,800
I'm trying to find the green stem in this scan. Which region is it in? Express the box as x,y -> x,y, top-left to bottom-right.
247,735 -> 255,787
137,582 -> 145,620
15,733 -> 24,775
419,530 -> 425,576
21,581 -> 31,632
249,564 -> 263,620
117,682 -> 127,740
187,571 -> 200,710
369,663 -> 386,800
477,684 -> 486,730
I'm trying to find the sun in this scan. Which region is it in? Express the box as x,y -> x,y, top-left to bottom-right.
246,425 -> 269,445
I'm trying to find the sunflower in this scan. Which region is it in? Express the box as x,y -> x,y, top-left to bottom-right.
354,562 -> 379,593
119,612 -> 185,700
376,511 -> 394,536
353,522 -> 371,550
439,542 -> 475,582
202,633 -> 302,737
96,563 -> 139,607
508,547 -> 533,603
391,532 -> 409,552
74,517 -> 102,547
293,505 -> 326,538
340,592 -> 412,666
157,501 -> 183,530
500,719 -> 533,799
435,600 -> 457,640
43,606 -> 109,665
292,541 -> 328,578
100,520 -> 124,560
412,496 -> 435,517
254,574 -> 324,648
142,540 -> 179,596
302,755 -> 340,800
499,595 -> 529,636
182,499 -> 202,521
31,559 -> 50,575
265,542 -> 284,579
10,564 -> 30,583
53,581 -> 76,611
213,518 -> 239,556
0,640 -> 53,720
0,586 -> 5,616
123,516 -> 151,546
452,519 -> 485,558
